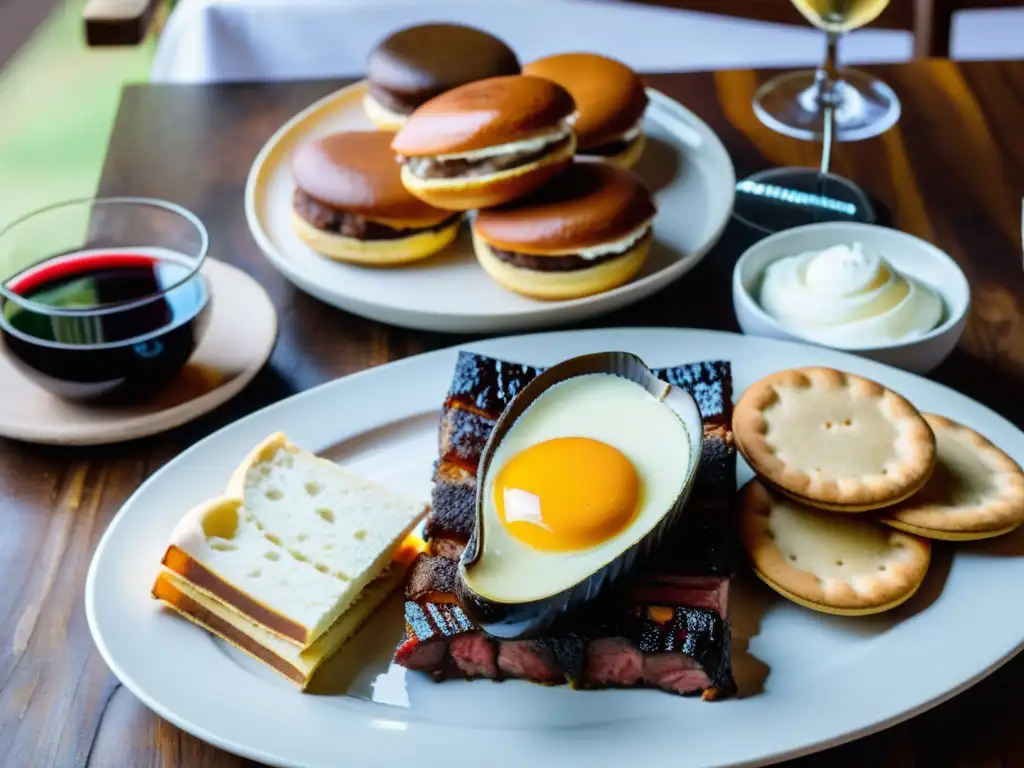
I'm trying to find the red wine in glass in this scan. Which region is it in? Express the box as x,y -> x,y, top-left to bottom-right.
1,247 -> 211,402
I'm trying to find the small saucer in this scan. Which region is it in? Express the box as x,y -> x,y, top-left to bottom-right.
0,259 -> 277,445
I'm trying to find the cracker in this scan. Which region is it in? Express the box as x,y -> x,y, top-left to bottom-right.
737,479 -> 931,615
882,517 -> 1022,542
878,413 -> 1024,538
733,367 -> 936,509
757,477 -> 923,514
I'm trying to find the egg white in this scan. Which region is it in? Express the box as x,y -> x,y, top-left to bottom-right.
465,373 -> 693,603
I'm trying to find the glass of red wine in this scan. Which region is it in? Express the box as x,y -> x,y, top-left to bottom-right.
0,197 -> 212,402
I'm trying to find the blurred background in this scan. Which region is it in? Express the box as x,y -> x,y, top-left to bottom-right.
1,0 -> 1022,232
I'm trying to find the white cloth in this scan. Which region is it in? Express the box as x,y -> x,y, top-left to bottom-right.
152,0 -> 921,84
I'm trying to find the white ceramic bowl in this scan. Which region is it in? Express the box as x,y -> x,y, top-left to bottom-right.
732,222 -> 970,374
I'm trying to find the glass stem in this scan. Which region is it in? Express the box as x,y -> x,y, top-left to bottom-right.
817,32 -> 842,107
817,32 -> 841,178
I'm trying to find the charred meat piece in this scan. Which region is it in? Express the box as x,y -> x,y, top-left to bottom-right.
497,640 -> 566,684
396,351 -> 738,698
425,463 -> 476,548
450,633 -> 500,679
584,638 -> 644,686
444,351 -> 543,417
438,407 -> 495,473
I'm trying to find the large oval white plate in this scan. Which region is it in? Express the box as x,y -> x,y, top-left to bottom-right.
244,82 -> 735,333
86,328 -> 1024,768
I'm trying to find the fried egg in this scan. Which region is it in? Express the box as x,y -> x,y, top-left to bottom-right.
464,372 -> 693,604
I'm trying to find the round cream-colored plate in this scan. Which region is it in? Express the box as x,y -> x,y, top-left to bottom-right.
0,259 -> 277,445
244,80 -> 735,334
88,328 -> 1024,768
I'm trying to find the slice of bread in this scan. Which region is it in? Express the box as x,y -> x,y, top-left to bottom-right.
153,538 -> 423,689
161,433 -> 429,648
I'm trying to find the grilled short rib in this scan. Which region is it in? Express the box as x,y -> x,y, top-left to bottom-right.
394,352 -> 737,699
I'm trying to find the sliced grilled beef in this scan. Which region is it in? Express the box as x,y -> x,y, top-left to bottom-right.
497,641 -> 564,684
642,653 -> 711,695
584,638 -> 644,686
450,634 -> 499,679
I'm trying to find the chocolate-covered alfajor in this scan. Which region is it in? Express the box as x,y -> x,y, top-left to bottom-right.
364,23 -> 520,131
392,75 -> 578,211
472,161 -> 656,299
523,52 -> 648,168
291,131 -> 461,265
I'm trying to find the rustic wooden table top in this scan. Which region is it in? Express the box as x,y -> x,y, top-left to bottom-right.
3,59 -> 1024,767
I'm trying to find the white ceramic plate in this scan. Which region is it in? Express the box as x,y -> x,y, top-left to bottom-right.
244,82 -> 735,333
86,328 -> 1024,768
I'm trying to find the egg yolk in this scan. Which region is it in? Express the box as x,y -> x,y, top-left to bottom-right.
493,437 -> 640,552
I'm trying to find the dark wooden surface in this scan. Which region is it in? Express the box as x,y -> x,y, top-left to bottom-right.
2,60 -> 1024,767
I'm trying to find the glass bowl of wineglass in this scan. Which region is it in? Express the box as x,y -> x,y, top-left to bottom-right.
756,0 -> 901,141
0,197 -> 213,403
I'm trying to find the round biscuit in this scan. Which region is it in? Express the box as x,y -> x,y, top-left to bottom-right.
749,567 -> 925,616
880,516 -> 1022,541
761,474 -> 932,514
733,367 -> 936,509
737,479 -> 931,614
878,413 -> 1024,536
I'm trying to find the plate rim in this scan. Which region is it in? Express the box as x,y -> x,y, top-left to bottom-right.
85,326 -> 1024,768
242,81 -> 736,333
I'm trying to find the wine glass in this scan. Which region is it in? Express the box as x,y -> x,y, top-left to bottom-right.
732,0 -> 897,233
755,0 -> 901,141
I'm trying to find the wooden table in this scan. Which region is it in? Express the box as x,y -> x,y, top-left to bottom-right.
3,59 -> 1024,767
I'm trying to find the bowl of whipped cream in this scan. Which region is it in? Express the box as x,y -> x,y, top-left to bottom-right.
733,222 -> 970,373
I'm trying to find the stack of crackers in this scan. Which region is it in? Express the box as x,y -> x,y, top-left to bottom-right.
731,367 -> 1024,616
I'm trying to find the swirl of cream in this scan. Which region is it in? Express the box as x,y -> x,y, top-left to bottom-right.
757,242 -> 944,348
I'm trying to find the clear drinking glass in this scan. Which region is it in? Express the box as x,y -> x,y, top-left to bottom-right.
754,0 -> 901,141
0,197 -> 212,402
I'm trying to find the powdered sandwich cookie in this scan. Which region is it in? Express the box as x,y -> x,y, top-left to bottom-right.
737,479 -> 931,615
879,413 -> 1024,541
733,367 -> 936,512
